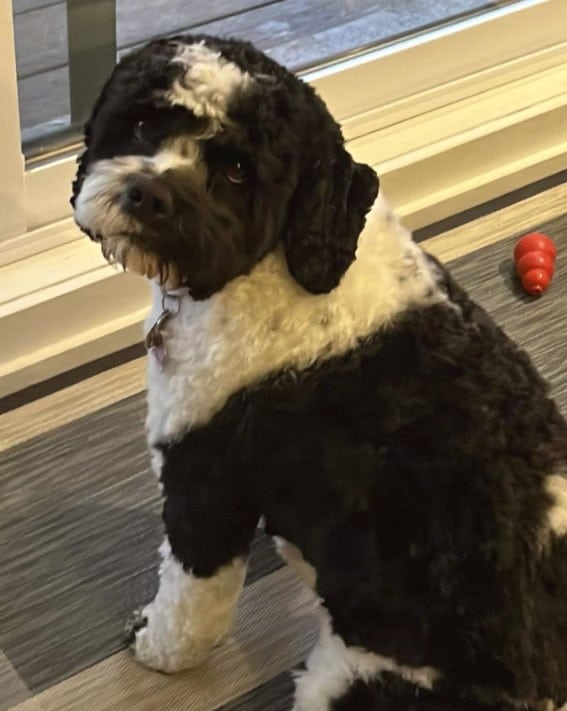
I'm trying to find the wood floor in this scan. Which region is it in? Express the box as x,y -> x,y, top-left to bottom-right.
13,0 -> 510,141
0,182 -> 566,710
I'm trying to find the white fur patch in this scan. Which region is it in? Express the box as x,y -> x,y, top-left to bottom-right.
152,137 -> 204,174
145,194 -> 448,445
293,606 -> 440,711
74,157 -> 144,239
133,539 -> 246,673
546,473 -> 567,536
167,41 -> 253,129
274,537 -> 317,589
75,142 -> 202,238
74,143 -> 203,282
149,446 -> 163,478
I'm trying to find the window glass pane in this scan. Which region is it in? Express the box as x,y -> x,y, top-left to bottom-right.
14,0 -> 522,157
14,0 -> 71,148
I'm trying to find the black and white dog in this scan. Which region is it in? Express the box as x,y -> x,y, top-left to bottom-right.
71,36 -> 567,710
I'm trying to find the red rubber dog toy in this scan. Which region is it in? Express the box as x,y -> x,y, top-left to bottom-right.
514,233 -> 556,296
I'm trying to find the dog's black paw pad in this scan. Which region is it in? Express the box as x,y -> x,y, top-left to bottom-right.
124,609 -> 148,644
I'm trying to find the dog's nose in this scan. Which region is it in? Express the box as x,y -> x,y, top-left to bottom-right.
122,176 -> 172,218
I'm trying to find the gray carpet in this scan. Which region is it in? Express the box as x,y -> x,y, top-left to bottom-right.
0,214 -> 565,710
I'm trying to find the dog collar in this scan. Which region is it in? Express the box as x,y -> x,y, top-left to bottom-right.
145,289 -> 187,370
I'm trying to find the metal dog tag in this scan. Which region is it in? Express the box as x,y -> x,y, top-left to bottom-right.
145,309 -> 173,370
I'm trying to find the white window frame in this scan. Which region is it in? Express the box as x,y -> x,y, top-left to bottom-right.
0,0 -> 26,241
2,0 -> 566,253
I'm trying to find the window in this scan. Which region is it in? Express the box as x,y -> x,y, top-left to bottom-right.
1,0 -> 565,242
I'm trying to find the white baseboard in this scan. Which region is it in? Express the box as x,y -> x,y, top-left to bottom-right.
1,57 -> 566,400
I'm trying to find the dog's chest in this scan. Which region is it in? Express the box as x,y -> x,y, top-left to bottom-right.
144,204 -> 444,446
143,258 -> 337,445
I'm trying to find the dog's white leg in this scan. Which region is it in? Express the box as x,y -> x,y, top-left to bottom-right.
292,609 -> 355,711
130,538 -> 246,673
293,607 -> 439,711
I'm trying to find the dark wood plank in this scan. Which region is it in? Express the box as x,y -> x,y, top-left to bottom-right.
17,66 -> 69,131
13,0 -> 276,79
15,0 -> 502,130
262,0 -> 494,70
116,0 -> 280,49
12,0 -> 59,15
220,670 -> 296,711
14,2 -> 67,79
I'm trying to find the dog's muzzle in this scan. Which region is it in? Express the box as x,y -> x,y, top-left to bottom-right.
121,175 -> 174,221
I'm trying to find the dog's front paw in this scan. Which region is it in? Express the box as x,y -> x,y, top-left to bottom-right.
126,603 -> 213,674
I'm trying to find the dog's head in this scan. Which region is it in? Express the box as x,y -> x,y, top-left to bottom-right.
72,36 -> 378,299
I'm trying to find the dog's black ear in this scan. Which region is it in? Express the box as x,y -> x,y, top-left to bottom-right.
70,77 -> 114,209
283,141 -> 379,294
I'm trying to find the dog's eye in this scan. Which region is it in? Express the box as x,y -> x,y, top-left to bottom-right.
134,120 -> 147,141
224,161 -> 246,185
